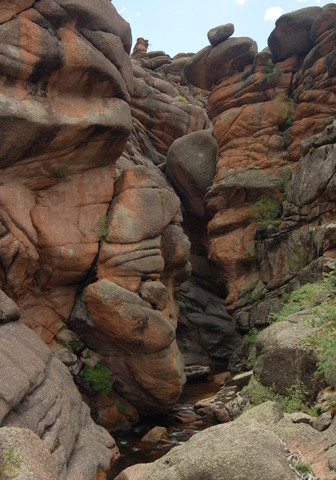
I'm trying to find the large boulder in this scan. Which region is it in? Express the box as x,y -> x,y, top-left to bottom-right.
207,24 -> 234,46
185,37 -> 257,90
116,418 -> 296,480
268,7 -> 322,61
253,310 -> 320,397
166,129 -> 217,218
0,317 -> 117,480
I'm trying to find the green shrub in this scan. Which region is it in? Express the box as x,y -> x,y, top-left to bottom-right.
250,196 -> 282,230
243,377 -> 317,415
259,60 -> 282,83
248,290 -> 264,304
295,461 -> 314,476
269,282 -> 323,323
308,146 -> 316,155
175,95 -> 188,103
82,362 -> 113,396
243,332 -> 259,348
50,166 -> 69,181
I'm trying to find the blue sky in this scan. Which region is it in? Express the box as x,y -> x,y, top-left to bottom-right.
111,0 -> 335,56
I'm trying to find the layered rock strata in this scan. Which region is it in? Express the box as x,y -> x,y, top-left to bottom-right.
0,291 -> 116,480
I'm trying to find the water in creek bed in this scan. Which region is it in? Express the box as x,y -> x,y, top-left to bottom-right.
108,370 -> 229,479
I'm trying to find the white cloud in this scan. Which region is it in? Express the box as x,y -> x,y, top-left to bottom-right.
236,0 -> 248,5
136,11 -> 141,16
119,6 -> 127,13
264,6 -> 284,22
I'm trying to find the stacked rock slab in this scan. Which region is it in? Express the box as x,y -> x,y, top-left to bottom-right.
0,0 -> 208,421
184,5 -> 336,322
0,291 -> 116,480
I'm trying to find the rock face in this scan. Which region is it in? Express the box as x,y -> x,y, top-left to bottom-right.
0,307 -> 117,480
184,3 -> 336,323
0,0 -> 209,423
176,280 -> 241,366
0,0 -> 134,344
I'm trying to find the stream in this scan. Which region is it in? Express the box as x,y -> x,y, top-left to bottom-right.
108,370 -> 229,479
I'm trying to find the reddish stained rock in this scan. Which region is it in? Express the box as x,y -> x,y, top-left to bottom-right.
131,73 -> 208,154
70,280 -> 186,413
70,165 -> 190,413
184,5 -> 336,310
132,37 -> 149,57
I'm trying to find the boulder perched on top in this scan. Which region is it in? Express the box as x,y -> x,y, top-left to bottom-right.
268,6 -> 322,61
185,37 -> 257,90
207,24 -> 234,46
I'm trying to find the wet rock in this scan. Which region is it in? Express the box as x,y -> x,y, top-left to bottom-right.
141,427 -> 170,444
194,386 -> 245,423
94,393 -> 139,433
207,24 -> 234,46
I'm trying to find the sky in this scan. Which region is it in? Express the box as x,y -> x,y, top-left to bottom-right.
111,0 -> 335,56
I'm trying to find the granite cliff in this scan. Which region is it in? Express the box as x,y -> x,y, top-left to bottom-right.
0,1 -> 335,479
